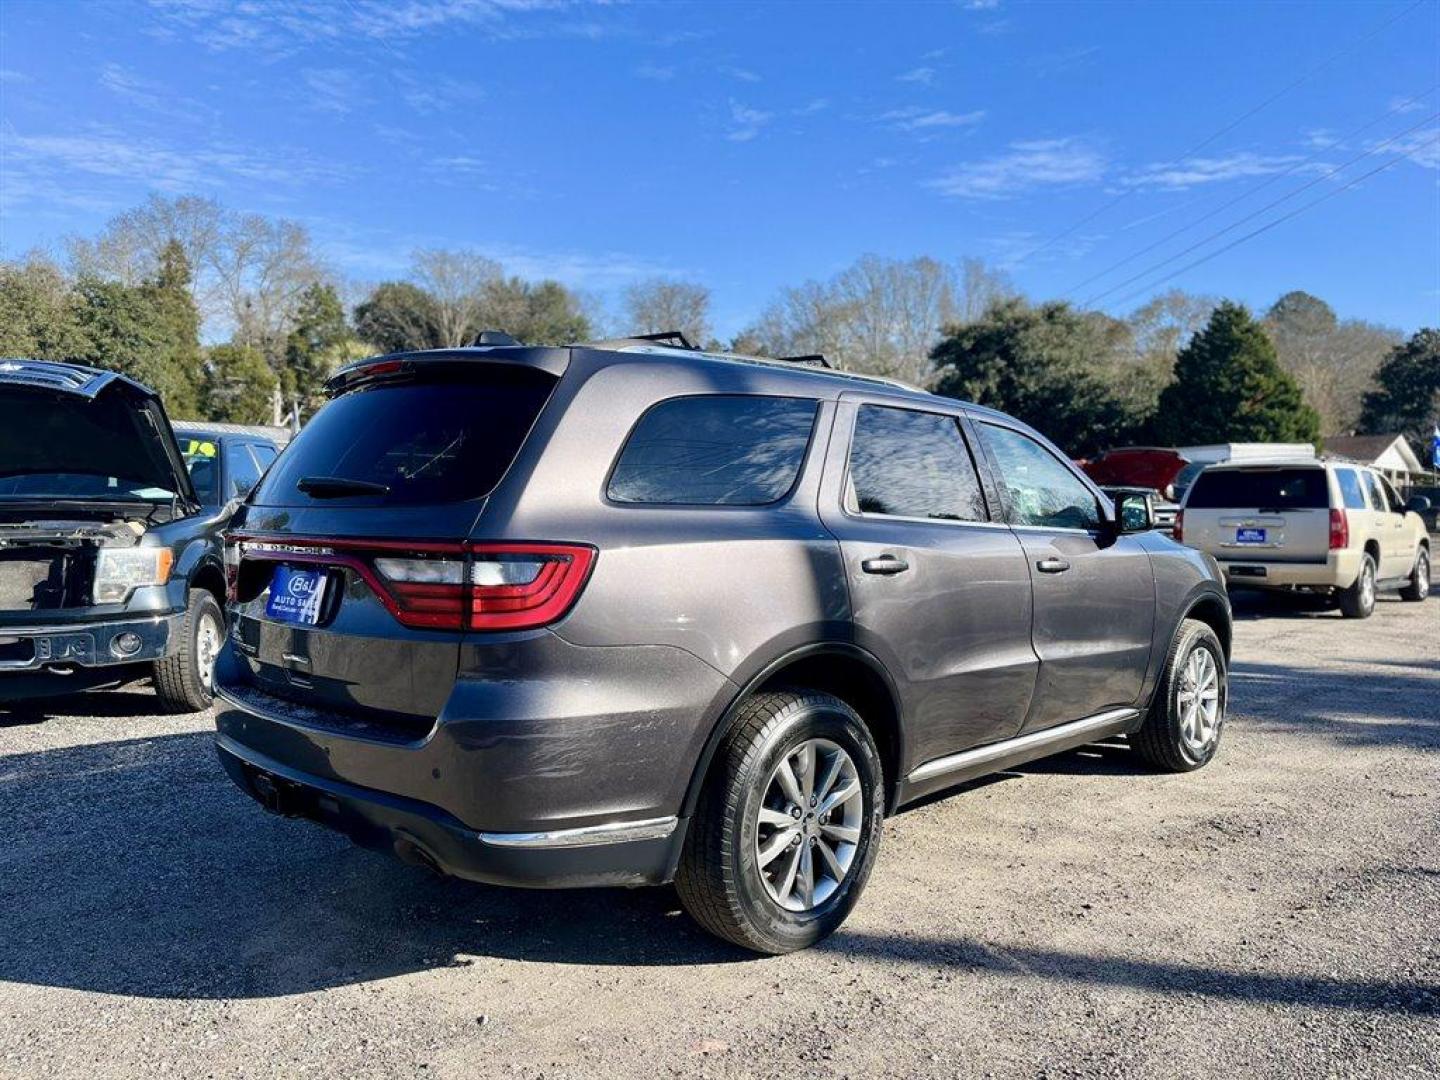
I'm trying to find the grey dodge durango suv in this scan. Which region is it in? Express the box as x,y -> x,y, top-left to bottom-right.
214,336 -> 1232,953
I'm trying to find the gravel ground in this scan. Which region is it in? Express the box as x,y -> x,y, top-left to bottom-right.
2,594 -> 1436,1079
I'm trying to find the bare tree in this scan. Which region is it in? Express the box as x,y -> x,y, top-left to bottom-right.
955,256 -> 1016,324
622,278 -> 712,346
217,215 -> 327,363
1263,291 -> 1401,435
745,254 -> 975,385
410,248 -> 501,347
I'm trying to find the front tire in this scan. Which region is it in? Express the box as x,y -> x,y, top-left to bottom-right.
675,690 -> 884,954
1399,547 -> 1430,602
1130,618 -> 1226,772
153,590 -> 224,714
1337,553 -> 1377,619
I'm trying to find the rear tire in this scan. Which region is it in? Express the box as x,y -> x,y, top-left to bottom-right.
675,690 -> 884,955
1337,553 -> 1377,619
1399,547 -> 1430,602
1130,618 -> 1226,773
153,590 -> 224,714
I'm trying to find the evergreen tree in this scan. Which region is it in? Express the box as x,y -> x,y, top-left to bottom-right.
284,282 -> 353,415
1358,328 -> 1440,465
353,281 -> 442,354
0,257 -> 88,358
139,241 -> 203,415
931,298 -> 1141,456
200,343 -> 277,424
1154,302 -> 1321,446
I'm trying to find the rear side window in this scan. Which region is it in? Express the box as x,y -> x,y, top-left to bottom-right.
846,405 -> 986,522
224,441 -> 263,500
1185,468 -> 1328,510
254,367 -> 556,506
1335,468 -> 1367,510
608,395 -> 817,506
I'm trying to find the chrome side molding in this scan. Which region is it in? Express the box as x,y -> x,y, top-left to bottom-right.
479,815 -> 679,849
906,707 -> 1139,787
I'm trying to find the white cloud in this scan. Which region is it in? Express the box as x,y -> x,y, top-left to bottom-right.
0,127 -> 353,213
1388,95 -> 1428,115
896,66 -> 936,85
965,0 -> 1001,9
1123,151 -> 1322,190
718,65 -> 762,83
0,69 -> 31,84
635,63 -> 676,81
883,107 -> 986,132
726,101 -> 774,142
302,68 -> 367,115
1385,127 -> 1440,170
793,98 -> 830,116
927,137 -> 1105,199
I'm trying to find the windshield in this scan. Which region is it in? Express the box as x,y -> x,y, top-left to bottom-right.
0,387 -> 185,503
1185,467 -> 1328,510
254,366 -> 557,507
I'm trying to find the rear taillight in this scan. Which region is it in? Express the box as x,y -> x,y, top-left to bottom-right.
224,537 -> 241,600
1329,509 -> 1348,550
1172,510 -> 1183,543
468,544 -> 596,630
231,536 -> 594,632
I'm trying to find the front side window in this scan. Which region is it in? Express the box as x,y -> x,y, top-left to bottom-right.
1335,468 -> 1366,510
608,394 -> 817,506
846,405 -> 986,522
1379,475 -> 1404,512
980,423 -> 1100,531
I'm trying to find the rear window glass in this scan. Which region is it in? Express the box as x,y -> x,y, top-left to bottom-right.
1185,468 -> 1328,510
608,395 -> 817,506
1335,468 -> 1367,510
254,368 -> 556,506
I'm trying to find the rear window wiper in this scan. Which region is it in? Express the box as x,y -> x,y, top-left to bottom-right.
297,476 -> 391,498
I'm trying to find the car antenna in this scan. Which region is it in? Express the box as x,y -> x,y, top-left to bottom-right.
630,331 -> 698,350
471,330 -> 522,346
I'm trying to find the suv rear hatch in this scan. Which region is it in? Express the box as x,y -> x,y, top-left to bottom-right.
1181,465 -> 1331,563
225,353 -> 582,739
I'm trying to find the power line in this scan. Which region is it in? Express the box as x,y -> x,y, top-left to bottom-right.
1101,134 -> 1439,311
1080,109 -> 1439,308
1007,0 -> 1428,269
1061,85 -> 1438,298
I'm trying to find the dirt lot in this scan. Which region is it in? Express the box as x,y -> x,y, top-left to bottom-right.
2,594 -> 1436,1079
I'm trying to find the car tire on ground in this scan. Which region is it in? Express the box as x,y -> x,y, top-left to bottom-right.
1130,618 -> 1226,773
153,589 -> 224,714
1399,547 -> 1430,603
1337,553 -> 1378,619
675,690 -> 884,955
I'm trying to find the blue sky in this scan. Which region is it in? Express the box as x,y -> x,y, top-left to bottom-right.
1,0 -> 1437,339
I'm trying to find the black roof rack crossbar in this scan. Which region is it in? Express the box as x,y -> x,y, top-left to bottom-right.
630,331 -> 697,350
776,353 -> 833,370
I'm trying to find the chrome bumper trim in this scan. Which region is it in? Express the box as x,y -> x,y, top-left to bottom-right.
478,816 -> 679,849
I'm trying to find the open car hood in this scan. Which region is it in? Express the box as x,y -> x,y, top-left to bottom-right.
1079,447 -> 1189,495
0,359 -> 198,506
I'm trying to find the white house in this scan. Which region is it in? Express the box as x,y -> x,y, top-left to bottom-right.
1321,434 -> 1428,490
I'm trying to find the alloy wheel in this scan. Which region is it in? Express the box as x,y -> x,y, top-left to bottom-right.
1176,645 -> 1221,753
755,739 -> 864,912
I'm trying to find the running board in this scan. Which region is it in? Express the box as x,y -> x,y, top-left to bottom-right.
899,707 -> 1139,805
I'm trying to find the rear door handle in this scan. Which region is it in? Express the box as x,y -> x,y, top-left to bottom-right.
1036,556 -> 1070,574
861,555 -> 910,575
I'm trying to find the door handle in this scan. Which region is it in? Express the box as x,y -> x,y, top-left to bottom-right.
861,554 -> 910,575
1036,556 -> 1070,574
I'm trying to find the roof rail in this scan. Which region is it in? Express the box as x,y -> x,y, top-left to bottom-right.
775,353 -> 833,370
471,330 -> 522,346
629,330 -> 697,350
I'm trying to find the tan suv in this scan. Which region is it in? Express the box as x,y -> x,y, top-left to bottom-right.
1177,460 -> 1432,618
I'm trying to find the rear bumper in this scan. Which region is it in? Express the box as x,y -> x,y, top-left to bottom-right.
1215,549 -> 1360,589
216,733 -> 688,888
0,612 -> 183,698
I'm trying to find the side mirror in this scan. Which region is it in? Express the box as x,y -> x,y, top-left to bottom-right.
1114,492 -> 1153,533
1406,495 -> 1432,514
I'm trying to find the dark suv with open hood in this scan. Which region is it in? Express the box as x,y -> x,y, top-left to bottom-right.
215,337 -> 1231,953
0,360 -> 278,711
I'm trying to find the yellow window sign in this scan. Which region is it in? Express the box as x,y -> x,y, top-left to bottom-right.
184,439 -> 217,458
